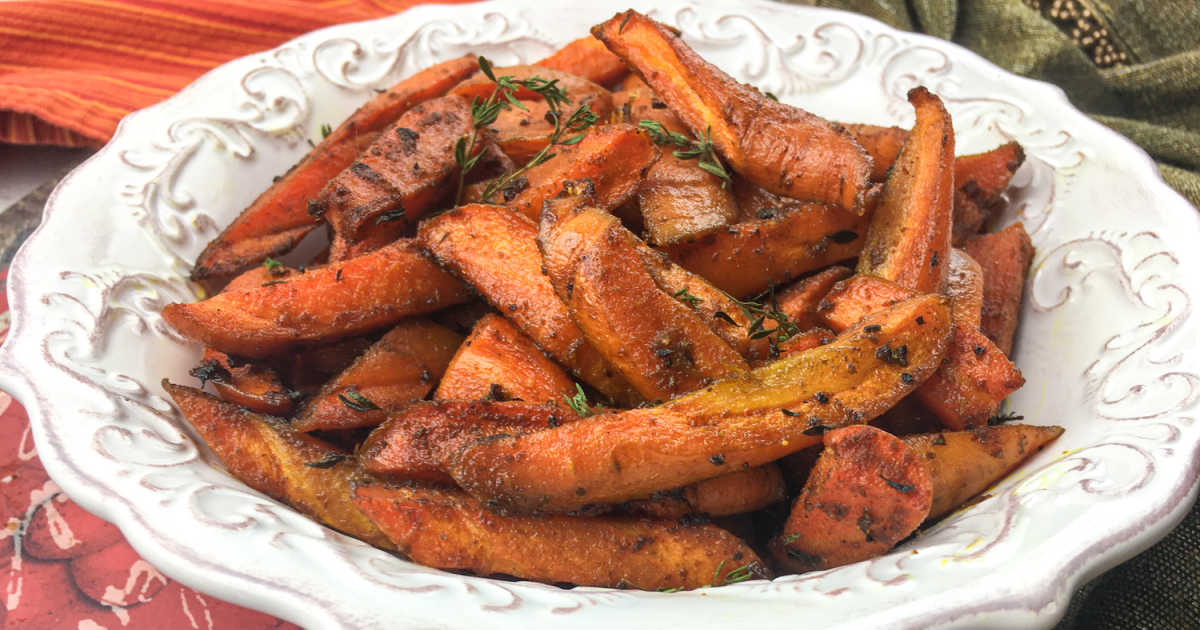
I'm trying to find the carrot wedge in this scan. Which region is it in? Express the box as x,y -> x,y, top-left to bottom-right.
963,222 -> 1035,355
352,482 -> 769,590
593,11 -> 872,213
163,239 -> 472,358
163,381 -> 392,549
444,293 -> 952,513
774,425 -> 932,572
947,248 -> 984,329
842,123 -> 908,181
541,207 -> 749,400
952,141 -> 1026,244
902,424 -> 1064,520
536,35 -> 629,87
417,203 -> 638,405
191,56 -> 477,282
484,93 -> 614,163
450,65 -> 611,104
627,464 -> 787,519
776,266 -> 854,330
858,87 -> 955,295
315,95 -> 473,246
360,401 -> 573,485
434,313 -> 577,404
291,320 -> 462,432
638,152 -> 739,246
819,274 -> 1025,429
665,200 -> 870,298
193,349 -> 296,416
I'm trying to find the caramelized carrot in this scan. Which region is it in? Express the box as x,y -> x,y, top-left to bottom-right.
947,248 -> 984,329
857,87 -> 955,295
963,222 -> 1035,355
627,464 -> 786,519
536,35 -> 630,87
819,274 -> 1025,429
775,266 -> 854,330
195,348 -> 296,416
434,313 -> 577,405
638,152 -> 739,246
484,92 -> 614,163
594,11 -> 872,213
444,294 -> 951,513
291,320 -> 462,432
774,425 -> 932,572
417,203 -> 638,405
352,482 -> 769,590
163,239 -> 472,357
191,56 -> 477,282
842,123 -> 908,181
451,65 -> 611,104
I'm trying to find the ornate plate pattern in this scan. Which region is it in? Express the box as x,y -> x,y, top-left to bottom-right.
2,1 -> 1198,628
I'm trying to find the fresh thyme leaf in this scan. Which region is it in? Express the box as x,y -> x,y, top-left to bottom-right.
673,288 -> 702,308
563,383 -> 599,417
320,123 -> 333,139
338,390 -> 380,412
764,91 -> 779,101
880,475 -> 915,493
718,563 -> 756,585
477,55 -> 496,82
781,531 -> 802,545
987,410 -> 1024,425
375,208 -> 405,224
262,257 -> 286,276
305,453 -> 346,469
188,359 -> 230,385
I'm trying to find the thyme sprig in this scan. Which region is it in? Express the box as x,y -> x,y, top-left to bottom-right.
734,288 -> 801,348
563,383 -> 600,418
453,56 -> 599,204
673,288 -> 702,308
638,120 -> 731,187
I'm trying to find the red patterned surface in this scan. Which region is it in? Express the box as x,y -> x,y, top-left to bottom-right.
0,269 -> 301,628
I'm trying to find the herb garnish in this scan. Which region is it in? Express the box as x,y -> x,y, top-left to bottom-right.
320,123 -> 333,139
673,288 -> 703,308
338,390 -> 380,412
987,410 -> 1024,425
189,359 -> 230,385
263,257 -> 286,276
713,560 -> 756,586
454,56 -> 599,204
563,383 -> 600,417
305,453 -> 346,469
638,120 -> 731,187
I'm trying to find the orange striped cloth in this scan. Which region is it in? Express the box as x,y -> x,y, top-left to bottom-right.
0,1 -> 476,148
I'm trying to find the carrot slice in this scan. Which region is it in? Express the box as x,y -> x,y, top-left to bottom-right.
417,203 -> 638,405
819,274 -> 1025,429
627,464 -> 786,519
163,239 -> 472,358
775,266 -> 854,330
774,425 -> 932,572
593,11 -> 872,213
902,424 -> 1064,520
163,381 -> 392,549
352,482 -> 769,590
535,35 -> 630,87
191,56 -> 477,282
291,320 -> 462,432
433,313 -> 577,405
963,222 -> 1035,355
194,348 -> 296,416
947,248 -> 984,329
444,293 -> 951,513
857,87 -> 955,295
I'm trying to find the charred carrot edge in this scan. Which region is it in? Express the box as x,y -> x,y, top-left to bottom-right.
774,425 -> 932,572
191,56 -> 478,282
417,203 -> 638,405
163,239 -> 472,358
857,87 -> 955,295
197,348 -> 297,417
443,294 -> 951,514
359,401 -> 576,484
433,313 -> 577,405
902,424 -> 1064,520
819,274 -> 1025,429
776,266 -> 854,330
638,152 -> 739,246
352,482 -> 769,590
665,200 -> 870,299
963,222 -> 1035,356
593,10 -> 872,213
292,320 -> 463,432
163,381 -> 393,549
535,35 -> 630,87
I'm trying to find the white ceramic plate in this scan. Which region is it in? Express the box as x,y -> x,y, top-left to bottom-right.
3,1 -> 1199,628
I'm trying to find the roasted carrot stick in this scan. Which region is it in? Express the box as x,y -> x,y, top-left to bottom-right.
841,123 -> 908,181
638,152 -> 739,246
484,92 -> 614,163
536,35 -> 630,87
963,222 -> 1035,355
819,274 -> 1024,429
352,482 -> 769,590
417,203 -> 638,405
774,425 -> 932,572
947,248 -> 984,329
163,381 -> 392,549
443,294 -> 951,513
902,423 -> 1064,520
593,11 -> 872,213
626,464 -> 786,519
193,348 -> 296,416
775,266 -> 854,330
665,199 -> 871,299
163,239 -> 472,358
433,313 -> 577,404
450,65 -> 611,103
291,320 -> 462,432
857,87 -> 955,295
190,56 -> 477,282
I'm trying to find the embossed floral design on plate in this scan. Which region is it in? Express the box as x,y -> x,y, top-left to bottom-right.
1,1 -> 1198,628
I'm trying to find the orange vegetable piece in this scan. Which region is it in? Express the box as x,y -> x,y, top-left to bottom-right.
947,248 -> 984,329
536,35 -> 630,87
963,222 -> 1035,355
433,313 -> 577,405
195,349 -> 296,417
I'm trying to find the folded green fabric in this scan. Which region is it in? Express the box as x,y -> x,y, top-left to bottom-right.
802,0 -> 1200,209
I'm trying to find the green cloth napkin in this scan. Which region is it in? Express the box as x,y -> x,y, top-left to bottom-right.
799,0 -> 1200,210
782,1 -> 1200,627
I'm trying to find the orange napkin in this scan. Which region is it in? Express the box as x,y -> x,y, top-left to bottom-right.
0,0 -> 476,148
